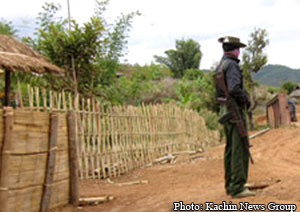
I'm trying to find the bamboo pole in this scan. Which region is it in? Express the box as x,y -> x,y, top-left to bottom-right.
79,196 -> 114,206
148,105 -> 156,160
87,99 -> 95,179
128,106 -> 137,168
42,88 -> 47,110
92,100 -> 101,180
76,106 -> 84,180
135,107 -> 146,167
162,105 -> 167,155
116,106 -> 127,174
118,106 -> 124,174
95,102 -> 103,179
62,90 -> 66,111
104,105 -> 113,177
141,105 -> 149,165
113,106 -> 122,175
30,87 -> 34,109
154,105 -> 161,157
27,85 -> 33,110
0,107 -> 14,212
100,105 -> 108,178
120,106 -> 129,173
123,105 -> 132,171
4,71 -> 11,106
171,105 -> 178,152
143,105 -> 154,163
249,128 -> 270,139
81,98 -> 89,179
67,111 -> 79,206
108,107 -> 118,177
90,99 -> 97,179
172,106 -> 178,152
17,80 -> 24,108
40,111 -> 59,212
53,92 -> 57,109
131,107 -> 139,167
68,93 -> 73,110
49,90 -> 53,111
57,93 -> 62,110
35,87 -> 40,111
91,100 -> 97,178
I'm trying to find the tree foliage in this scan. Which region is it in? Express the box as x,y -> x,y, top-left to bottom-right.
154,39 -> 202,78
94,63 -> 171,105
241,28 -> 269,129
0,18 -> 17,36
280,81 -> 298,95
22,1 -> 140,98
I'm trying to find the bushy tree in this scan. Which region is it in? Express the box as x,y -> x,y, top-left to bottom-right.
267,86 -> 279,94
173,71 -> 216,111
281,81 -> 298,94
242,28 -> 269,129
0,18 -> 17,36
154,39 -> 202,78
104,63 -> 172,105
22,1 -> 140,99
183,69 -> 204,80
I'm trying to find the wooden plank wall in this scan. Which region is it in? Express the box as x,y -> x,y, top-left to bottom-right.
0,109 -> 70,212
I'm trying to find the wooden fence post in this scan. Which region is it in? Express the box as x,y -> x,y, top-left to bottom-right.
67,111 -> 79,206
0,107 -> 14,212
40,111 -> 59,212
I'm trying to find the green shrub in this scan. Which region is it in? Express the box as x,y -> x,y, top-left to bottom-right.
267,86 -> 279,94
183,69 -> 204,80
199,110 -> 219,130
280,81 -> 298,94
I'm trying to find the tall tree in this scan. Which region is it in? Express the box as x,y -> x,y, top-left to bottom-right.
242,28 -> 269,130
154,39 -> 202,78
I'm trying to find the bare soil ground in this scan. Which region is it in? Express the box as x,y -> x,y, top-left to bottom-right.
53,117 -> 300,212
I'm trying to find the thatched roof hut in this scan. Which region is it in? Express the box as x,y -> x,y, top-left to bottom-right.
289,88 -> 300,104
0,35 -> 63,74
0,51 -> 63,74
0,35 -> 64,106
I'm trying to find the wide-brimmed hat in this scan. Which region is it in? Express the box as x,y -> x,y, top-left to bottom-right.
218,36 -> 246,48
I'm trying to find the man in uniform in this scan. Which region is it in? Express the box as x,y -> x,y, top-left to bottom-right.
215,36 -> 255,198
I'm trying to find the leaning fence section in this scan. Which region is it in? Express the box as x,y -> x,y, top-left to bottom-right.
15,85 -> 220,180
76,104 -> 213,180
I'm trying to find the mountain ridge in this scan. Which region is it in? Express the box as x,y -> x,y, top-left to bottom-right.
252,64 -> 300,87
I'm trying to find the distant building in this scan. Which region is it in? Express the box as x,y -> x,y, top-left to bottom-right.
289,86 -> 300,104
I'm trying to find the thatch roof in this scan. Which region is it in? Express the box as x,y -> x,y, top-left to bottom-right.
290,89 -> 300,98
0,35 -> 64,74
0,52 -> 63,74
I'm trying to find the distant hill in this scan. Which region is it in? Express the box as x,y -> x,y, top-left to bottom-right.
253,64 -> 300,87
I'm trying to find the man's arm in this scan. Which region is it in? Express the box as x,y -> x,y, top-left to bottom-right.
225,62 -> 249,105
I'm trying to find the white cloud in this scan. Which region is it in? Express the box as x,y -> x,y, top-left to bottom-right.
1,0 -> 300,69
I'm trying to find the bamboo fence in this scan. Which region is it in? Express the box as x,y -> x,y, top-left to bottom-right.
13,85 -> 220,180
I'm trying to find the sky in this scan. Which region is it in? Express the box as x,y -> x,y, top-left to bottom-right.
1,0 -> 300,69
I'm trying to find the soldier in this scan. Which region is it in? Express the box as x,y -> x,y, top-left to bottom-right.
215,36 -> 255,198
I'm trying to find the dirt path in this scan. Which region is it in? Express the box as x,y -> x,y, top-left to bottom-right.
53,124 -> 300,212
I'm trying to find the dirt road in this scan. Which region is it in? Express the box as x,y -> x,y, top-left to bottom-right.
53,123 -> 300,212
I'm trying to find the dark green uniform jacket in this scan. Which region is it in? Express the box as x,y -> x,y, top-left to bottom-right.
215,54 -> 249,106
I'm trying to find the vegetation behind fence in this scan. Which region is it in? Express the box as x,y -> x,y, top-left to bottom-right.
15,85 -> 220,180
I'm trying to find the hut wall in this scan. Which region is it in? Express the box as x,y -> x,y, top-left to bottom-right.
266,93 -> 291,128
0,109 -> 70,212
